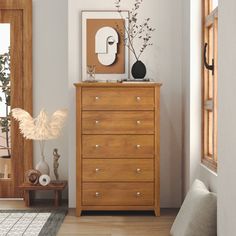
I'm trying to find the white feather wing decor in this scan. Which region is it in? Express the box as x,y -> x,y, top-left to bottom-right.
49,109 -> 68,138
11,108 -> 35,140
11,108 -> 68,140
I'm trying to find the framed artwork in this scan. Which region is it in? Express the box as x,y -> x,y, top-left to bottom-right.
81,11 -> 129,81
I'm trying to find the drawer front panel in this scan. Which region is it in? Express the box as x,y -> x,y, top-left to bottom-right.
82,159 -> 154,182
82,88 -> 154,110
82,111 -> 154,134
82,135 -> 154,158
82,183 -> 154,206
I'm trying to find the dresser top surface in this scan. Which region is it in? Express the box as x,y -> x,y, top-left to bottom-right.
74,82 -> 162,88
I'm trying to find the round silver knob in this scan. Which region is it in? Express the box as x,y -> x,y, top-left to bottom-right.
136,120 -> 141,125
95,192 -> 100,197
136,192 -> 141,197
136,168 -> 141,173
95,144 -> 100,148
95,120 -> 99,124
136,96 -> 141,101
95,96 -> 100,100
95,168 -> 100,172
136,144 -> 141,148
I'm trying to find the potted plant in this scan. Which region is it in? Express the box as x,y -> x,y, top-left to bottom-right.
115,0 -> 156,79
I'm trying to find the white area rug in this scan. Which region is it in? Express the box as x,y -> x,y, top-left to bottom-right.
0,212 -> 50,236
0,209 -> 67,236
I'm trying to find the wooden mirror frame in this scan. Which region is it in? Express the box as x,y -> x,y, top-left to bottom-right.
0,0 -> 32,197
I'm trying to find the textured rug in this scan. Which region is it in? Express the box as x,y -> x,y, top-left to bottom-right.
0,209 -> 67,236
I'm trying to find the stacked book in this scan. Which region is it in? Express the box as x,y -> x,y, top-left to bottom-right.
121,78 -> 154,83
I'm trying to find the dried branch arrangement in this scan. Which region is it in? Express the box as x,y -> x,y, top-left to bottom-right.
115,0 -> 156,61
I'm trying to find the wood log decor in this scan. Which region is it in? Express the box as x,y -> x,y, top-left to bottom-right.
25,169 -> 41,185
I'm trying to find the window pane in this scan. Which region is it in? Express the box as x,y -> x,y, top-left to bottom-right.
208,26 -> 214,99
212,0 -> 218,10
208,111 -> 213,156
210,0 -> 218,12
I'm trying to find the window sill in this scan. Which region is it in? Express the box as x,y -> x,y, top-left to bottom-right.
201,155 -> 217,173
201,161 -> 218,176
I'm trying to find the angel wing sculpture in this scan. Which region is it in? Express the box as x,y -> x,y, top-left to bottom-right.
11,108 -> 68,175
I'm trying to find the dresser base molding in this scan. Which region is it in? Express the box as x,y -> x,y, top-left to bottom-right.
76,206 -> 160,217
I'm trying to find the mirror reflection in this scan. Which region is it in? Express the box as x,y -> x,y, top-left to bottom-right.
0,23 -> 11,179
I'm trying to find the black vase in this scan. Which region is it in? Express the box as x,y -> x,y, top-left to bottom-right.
131,60 -> 146,79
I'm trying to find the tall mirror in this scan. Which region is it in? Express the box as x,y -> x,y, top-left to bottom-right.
0,0 -> 32,198
0,23 -> 11,179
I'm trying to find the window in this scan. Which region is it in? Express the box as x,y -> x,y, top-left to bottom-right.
202,0 -> 218,171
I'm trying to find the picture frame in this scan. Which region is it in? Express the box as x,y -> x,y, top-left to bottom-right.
81,10 -> 129,81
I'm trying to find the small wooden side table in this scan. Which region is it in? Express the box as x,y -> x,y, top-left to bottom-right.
18,181 -> 67,207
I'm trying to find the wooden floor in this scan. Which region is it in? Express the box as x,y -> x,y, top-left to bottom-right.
0,200 -> 178,236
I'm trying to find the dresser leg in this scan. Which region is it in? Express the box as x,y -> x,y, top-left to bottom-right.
76,208 -> 82,217
154,208 -> 160,216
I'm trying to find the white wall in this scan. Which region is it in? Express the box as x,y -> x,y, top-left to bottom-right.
33,0 -> 68,198
218,0 -> 236,234
68,0 -> 183,208
31,0 -> 236,231
31,0 -> 219,209
182,0 -> 191,197
182,0 -> 217,197
183,0 -> 236,233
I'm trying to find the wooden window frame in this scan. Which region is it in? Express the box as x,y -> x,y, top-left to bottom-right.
202,0 -> 218,171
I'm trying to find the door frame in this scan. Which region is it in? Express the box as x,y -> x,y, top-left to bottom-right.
0,0 -> 32,197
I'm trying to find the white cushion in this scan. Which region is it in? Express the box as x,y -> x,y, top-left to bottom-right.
170,179 -> 217,236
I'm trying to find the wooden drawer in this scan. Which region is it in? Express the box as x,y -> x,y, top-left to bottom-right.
82,111 -> 154,134
82,183 -> 154,206
82,159 -> 154,182
82,88 -> 154,110
82,135 -> 154,158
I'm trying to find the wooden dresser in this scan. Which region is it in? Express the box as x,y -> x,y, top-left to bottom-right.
75,82 -> 161,216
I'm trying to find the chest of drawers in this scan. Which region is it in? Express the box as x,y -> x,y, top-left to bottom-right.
75,82 -> 161,216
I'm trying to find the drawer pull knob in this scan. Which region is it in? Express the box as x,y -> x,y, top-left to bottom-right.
136,192 -> 141,197
136,120 -> 141,125
95,96 -> 100,100
95,144 -> 100,148
136,144 -> 141,148
136,168 -> 141,173
95,120 -> 99,124
136,96 -> 141,101
95,168 -> 100,172
95,192 -> 100,197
